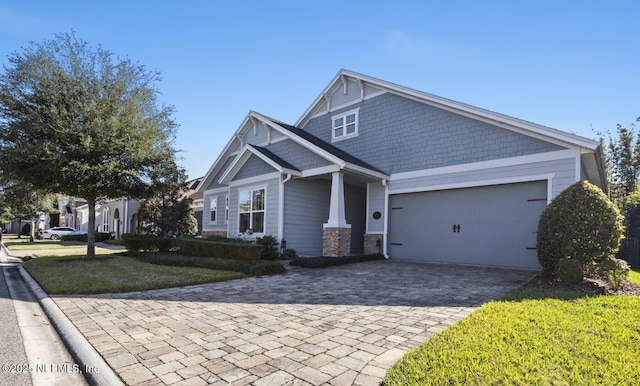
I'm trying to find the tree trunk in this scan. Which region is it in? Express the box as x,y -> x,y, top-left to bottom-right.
30,217 -> 35,242
87,197 -> 96,259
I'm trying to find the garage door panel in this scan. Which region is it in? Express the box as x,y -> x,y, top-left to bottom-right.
388,181 -> 546,268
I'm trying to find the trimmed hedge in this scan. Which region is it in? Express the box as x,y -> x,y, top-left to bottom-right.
61,232 -> 111,242
122,235 -> 173,252
173,238 -> 262,260
289,254 -> 384,268
133,252 -> 285,276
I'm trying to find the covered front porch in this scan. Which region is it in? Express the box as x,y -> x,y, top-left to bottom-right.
282,170 -> 383,257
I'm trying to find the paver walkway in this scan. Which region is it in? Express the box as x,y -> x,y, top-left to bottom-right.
52,260 -> 537,385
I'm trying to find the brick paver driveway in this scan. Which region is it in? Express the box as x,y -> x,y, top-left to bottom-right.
53,260 -> 537,385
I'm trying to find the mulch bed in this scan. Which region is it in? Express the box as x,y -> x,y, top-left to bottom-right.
524,274 -> 640,296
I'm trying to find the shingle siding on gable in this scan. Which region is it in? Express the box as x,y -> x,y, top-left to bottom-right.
205,155 -> 236,190
303,92 -> 566,174
263,138 -> 332,171
232,155 -> 275,181
244,124 -> 270,146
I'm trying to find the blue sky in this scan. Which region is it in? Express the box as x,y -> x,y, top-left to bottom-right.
1,1 -> 638,179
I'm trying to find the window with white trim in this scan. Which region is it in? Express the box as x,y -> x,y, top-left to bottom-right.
225,195 -> 229,223
239,188 -> 265,234
332,109 -> 359,141
102,208 -> 110,232
209,197 -> 217,223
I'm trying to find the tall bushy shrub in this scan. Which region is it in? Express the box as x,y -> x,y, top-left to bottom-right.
537,181 -> 623,277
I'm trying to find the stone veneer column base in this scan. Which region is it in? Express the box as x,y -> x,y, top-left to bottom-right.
364,234 -> 384,255
323,227 -> 351,257
201,230 -> 228,238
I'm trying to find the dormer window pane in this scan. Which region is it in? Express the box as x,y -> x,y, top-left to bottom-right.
331,109 -> 359,142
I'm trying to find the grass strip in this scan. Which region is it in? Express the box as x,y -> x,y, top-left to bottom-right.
383,281 -> 640,385
24,253 -> 246,294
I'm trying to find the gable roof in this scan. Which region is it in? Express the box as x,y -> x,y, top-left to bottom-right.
218,144 -> 301,185
296,69 -> 600,151
198,110 -> 389,192
269,122 -> 385,174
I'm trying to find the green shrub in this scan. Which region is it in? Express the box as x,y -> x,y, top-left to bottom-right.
122,235 -> 173,252
554,258 -> 584,284
289,254 -> 384,268
537,181 -> 623,277
173,238 -> 261,260
256,235 -> 279,260
597,256 -> 630,290
281,248 -> 298,260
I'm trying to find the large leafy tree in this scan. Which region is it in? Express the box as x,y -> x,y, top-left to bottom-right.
0,32 -> 178,257
137,164 -> 198,238
601,118 -> 640,209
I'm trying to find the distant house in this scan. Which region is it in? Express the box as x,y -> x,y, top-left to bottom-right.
196,69 -> 605,269
185,177 -> 204,235
74,199 -> 140,238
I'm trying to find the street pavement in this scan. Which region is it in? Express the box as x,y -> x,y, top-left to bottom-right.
2,241 -> 538,385
0,262 -> 31,386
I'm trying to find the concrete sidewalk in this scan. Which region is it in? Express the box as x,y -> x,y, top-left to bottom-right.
40,259 -> 535,385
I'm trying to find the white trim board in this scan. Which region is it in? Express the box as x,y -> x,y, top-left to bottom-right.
390,149 -> 578,181
388,173 -> 556,205
228,172 -> 281,187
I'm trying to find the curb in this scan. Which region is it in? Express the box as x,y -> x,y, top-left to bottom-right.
17,265 -> 125,386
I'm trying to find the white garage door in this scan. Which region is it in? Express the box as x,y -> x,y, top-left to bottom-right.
388,181 -> 547,268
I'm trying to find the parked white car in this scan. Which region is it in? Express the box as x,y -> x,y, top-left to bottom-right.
39,227 -> 87,240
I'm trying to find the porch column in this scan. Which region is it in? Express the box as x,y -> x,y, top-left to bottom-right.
323,172 -> 351,256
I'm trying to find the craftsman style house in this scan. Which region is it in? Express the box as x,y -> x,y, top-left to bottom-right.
197,70 -> 605,269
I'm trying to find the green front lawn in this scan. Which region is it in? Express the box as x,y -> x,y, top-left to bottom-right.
24,253 -> 248,294
3,234 -> 87,250
383,274 -> 640,385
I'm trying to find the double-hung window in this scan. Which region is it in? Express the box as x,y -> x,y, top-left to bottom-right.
209,197 -> 217,223
239,188 -> 265,234
332,108 -> 359,142
225,195 -> 229,223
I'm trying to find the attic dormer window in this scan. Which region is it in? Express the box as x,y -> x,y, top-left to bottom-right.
331,108 -> 359,142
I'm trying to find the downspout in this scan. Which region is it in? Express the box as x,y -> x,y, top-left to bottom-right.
278,173 -> 292,246
382,179 -> 390,259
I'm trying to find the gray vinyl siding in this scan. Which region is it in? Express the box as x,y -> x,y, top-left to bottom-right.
263,138 -> 332,171
233,155 -> 276,181
283,179 -> 331,256
303,92 -> 566,174
581,162 -> 588,181
345,184 -> 366,254
389,158 -> 576,201
205,155 -> 236,190
228,177 -> 280,239
202,191 -> 228,232
321,79 -> 384,114
367,182 -> 386,233
244,123 -> 270,146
